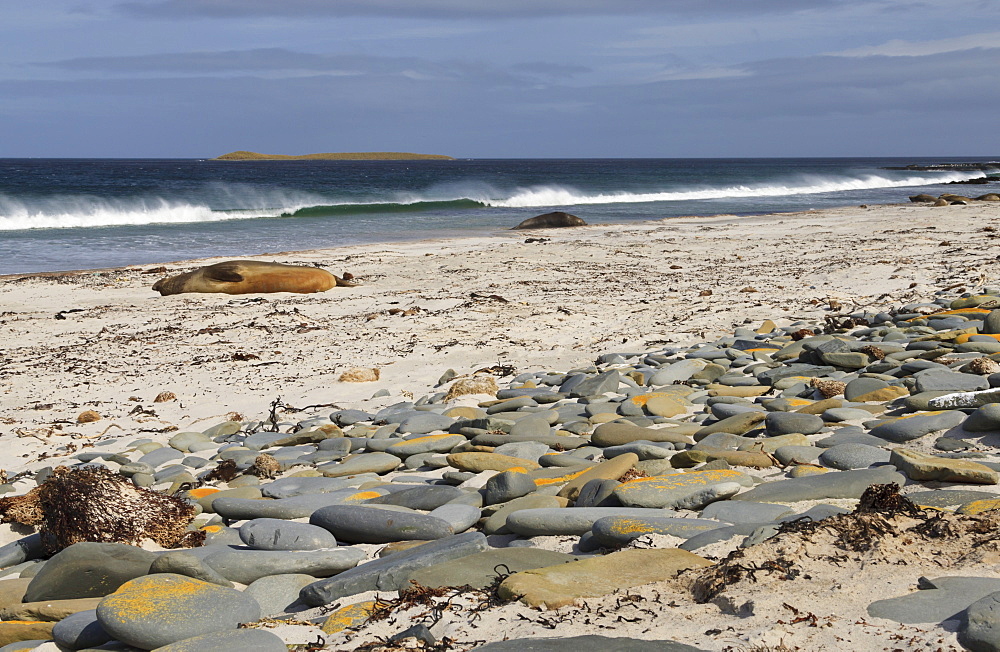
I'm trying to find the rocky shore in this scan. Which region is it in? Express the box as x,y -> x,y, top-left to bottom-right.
0,202 -> 999,651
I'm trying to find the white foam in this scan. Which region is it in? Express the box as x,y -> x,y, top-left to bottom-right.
485,171 -> 983,208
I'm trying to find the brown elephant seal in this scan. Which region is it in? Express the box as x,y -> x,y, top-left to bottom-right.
152,260 -> 357,296
511,211 -> 587,230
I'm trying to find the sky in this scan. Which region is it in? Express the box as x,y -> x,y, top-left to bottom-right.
2,0 -> 999,158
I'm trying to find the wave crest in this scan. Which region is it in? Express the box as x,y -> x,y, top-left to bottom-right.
487,172 -> 982,208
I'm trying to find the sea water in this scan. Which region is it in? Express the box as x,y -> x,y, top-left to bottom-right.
0,157 -> 996,274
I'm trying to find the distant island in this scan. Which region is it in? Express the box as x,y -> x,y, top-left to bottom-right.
214,150 -> 454,161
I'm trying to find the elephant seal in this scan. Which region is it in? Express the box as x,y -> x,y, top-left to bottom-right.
511,211 -> 587,230
152,260 -> 357,296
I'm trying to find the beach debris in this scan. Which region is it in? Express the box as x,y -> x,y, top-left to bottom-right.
248,453 -> 281,479
54,308 -> 85,320
76,410 -> 101,423
689,483 -> 1000,605
0,466 -> 203,552
339,367 -> 381,383
444,376 -> 499,401
154,391 -> 177,403
511,211 -> 586,230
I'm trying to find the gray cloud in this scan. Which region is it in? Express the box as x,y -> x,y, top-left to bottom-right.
36,48 -> 527,84
5,36 -> 998,157
117,0 -> 832,19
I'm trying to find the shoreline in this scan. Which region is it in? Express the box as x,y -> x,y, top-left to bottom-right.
0,203 -> 895,280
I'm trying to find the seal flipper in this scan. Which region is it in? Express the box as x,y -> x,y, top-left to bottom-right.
203,263 -> 245,283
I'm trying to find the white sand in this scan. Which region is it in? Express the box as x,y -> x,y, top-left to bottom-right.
1,201 -> 998,650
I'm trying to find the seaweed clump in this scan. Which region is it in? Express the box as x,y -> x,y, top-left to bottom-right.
690,484 -> 941,603
0,466 -> 204,552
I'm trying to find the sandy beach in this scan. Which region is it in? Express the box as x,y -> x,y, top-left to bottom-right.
3,202 -> 988,463
1,200 -> 999,651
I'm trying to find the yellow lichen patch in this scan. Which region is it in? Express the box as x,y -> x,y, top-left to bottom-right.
878,411 -> 947,424
389,434 -> 453,446
906,308 -> 991,322
741,347 -> 779,353
629,392 -> 670,407
199,525 -> 223,534
608,518 -> 654,536
956,333 -> 1000,344
101,575 -> 213,620
0,620 -> 49,625
187,488 -> 220,499
783,398 -> 813,407
346,491 -> 384,502
533,468 -> 589,487
321,600 -> 377,634
507,467 -> 529,474
620,469 -> 744,488
958,499 -> 1000,515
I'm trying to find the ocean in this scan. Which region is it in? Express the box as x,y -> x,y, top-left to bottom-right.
0,157 -> 997,275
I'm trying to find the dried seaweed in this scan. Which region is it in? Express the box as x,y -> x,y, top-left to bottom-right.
0,466 -> 203,552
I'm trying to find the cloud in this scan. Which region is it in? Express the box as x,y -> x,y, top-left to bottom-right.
829,31 -> 1000,57
117,0 -> 829,19
35,48 -> 521,83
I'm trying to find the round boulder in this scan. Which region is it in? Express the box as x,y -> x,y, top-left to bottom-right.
96,573 -> 261,650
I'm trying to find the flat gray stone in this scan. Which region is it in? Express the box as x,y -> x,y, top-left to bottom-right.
151,628 -> 287,652
299,532 -> 490,605
150,551 -> 234,587
397,413 -> 456,434
25,542 -> 155,602
52,609 -> 112,650
96,573 -> 261,650
244,574 -> 315,617
699,501 -> 793,524
316,451 -> 401,477
733,467 -> 906,503
613,470 -> 753,509
485,470 -> 538,504
505,507 -> 677,536
427,504 -> 481,534
915,371 -> 989,394
406,548 -> 579,590
907,490 -> 999,509
965,404 -> 1000,432
385,434 -> 466,458
365,485 -> 469,510
773,445 -> 823,466
260,476 -> 374,499
136,446 -> 184,469
212,489 -> 372,520
868,576 -> 1000,624
765,411 -> 825,436
844,377 -> 891,402
569,370 -> 621,397
471,635 -> 707,651
649,360 -> 708,386
310,504 -> 456,543
961,591 -> 1000,651
239,518 -> 338,550
818,443 -> 891,470
0,534 -> 43,570
197,548 -> 364,584
868,411 -> 967,443
590,515 -> 726,547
